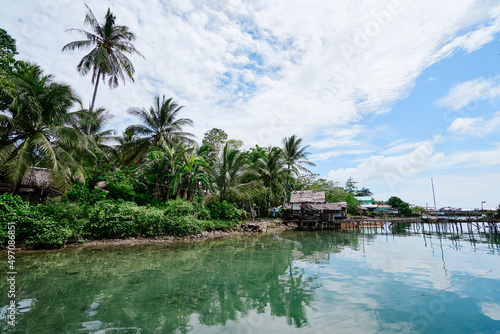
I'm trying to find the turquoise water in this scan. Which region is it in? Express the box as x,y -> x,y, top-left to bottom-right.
1,228 -> 500,333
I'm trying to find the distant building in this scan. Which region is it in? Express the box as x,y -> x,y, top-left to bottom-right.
355,196 -> 378,210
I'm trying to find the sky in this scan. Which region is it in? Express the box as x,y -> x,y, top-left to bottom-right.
2,0 -> 500,209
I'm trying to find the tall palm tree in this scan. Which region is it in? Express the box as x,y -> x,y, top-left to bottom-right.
282,135 -> 315,192
253,147 -> 288,215
140,144 -> 182,199
123,95 -> 195,165
282,135 -> 315,175
213,143 -> 249,202
0,65 -> 90,192
62,4 -> 143,111
177,146 -> 211,201
72,105 -> 118,163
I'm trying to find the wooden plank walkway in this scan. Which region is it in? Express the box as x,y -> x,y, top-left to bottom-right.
294,217 -> 500,234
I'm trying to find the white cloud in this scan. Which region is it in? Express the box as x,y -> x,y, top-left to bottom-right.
327,141 -> 443,187
3,0 -> 500,146
448,111 -> 500,137
381,139 -> 430,155
309,149 -> 372,162
436,77 -> 500,111
326,143 -> 500,207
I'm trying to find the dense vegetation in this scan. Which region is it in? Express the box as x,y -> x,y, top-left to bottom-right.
0,8 -> 404,248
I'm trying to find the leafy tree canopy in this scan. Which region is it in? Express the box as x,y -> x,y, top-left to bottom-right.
355,187 -> 373,197
387,196 -> 412,216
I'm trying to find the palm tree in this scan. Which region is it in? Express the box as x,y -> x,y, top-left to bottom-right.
123,95 -> 195,165
253,147 -> 288,216
177,146 -> 211,201
0,65 -> 90,192
213,143 -> 249,202
282,135 -> 315,192
72,105 -> 118,163
282,135 -> 315,175
140,144 -> 182,199
62,4 -> 143,111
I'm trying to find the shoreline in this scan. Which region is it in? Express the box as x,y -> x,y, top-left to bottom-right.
8,220 -> 296,252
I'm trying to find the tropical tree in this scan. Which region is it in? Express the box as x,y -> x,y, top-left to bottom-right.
282,135 -> 315,192
0,65 -> 90,192
62,4 -> 143,111
71,105 -> 117,163
253,146 -> 288,215
282,135 -> 315,175
140,144 -> 182,199
123,95 -> 195,165
177,146 -> 211,201
0,29 -> 31,96
213,143 -> 249,202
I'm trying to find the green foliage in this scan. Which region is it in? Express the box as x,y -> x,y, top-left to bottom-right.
343,193 -> 359,215
24,219 -> 73,248
387,196 -> 412,216
0,194 -> 75,248
0,194 -> 29,244
103,170 -> 137,201
67,184 -> 107,205
162,198 -> 195,217
355,187 -> 373,197
345,177 -> 358,194
207,200 -> 248,221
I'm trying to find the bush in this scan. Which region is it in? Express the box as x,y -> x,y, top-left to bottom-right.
103,170 -> 137,202
0,194 -> 74,248
24,218 -> 73,248
165,215 -> 203,236
162,198 -> 195,217
0,194 -> 31,244
206,200 -> 248,221
37,198 -> 88,241
67,184 -> 107,205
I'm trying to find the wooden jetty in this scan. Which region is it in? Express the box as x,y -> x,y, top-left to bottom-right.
293,215 -> 500,234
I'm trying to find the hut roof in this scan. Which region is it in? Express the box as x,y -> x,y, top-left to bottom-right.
290,190 -> 326,203
310,202 -> 347,211
20,167 -> 53,188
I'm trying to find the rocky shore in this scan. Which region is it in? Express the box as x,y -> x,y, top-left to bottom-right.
64,220 -> 295,249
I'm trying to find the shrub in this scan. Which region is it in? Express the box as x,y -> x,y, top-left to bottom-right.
67,184 -> 107,205
0,194 -> 31,244
206,200 -> 248,221
162,198 -> 195,217
37,198 -> 88,240
104,170 -> 137,201
24,218 -> 73,248
165,215 -> 203,236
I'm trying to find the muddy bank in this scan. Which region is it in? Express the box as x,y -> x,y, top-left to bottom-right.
62,220 -> 295,249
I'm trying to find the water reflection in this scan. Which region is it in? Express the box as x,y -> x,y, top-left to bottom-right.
0,226 -> 499,333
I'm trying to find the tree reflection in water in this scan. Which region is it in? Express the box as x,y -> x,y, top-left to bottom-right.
0,231 -> 366,333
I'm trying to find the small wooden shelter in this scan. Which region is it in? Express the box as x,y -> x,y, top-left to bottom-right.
284,190 -> 347,228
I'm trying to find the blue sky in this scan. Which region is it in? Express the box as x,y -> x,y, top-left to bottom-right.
2,0 -> 500,209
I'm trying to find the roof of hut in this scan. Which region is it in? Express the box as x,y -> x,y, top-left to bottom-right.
310,202 -> 347,211
0,167 -> 53,190
20,167 -> 53,188
289,190 -> 326,203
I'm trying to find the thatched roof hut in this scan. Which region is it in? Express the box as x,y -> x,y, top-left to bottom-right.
20,167 -> 53,189
0,167 -> 57,200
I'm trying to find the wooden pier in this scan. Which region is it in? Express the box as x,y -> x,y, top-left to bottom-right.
294,216 -> 500,234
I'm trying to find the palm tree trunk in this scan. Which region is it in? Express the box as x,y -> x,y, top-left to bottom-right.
90,70 -> 101,112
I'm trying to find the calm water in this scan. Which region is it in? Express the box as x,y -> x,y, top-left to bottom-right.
1,227 -> 500,333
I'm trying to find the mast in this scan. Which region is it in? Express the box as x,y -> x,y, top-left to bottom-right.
431,177 -> 437,211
